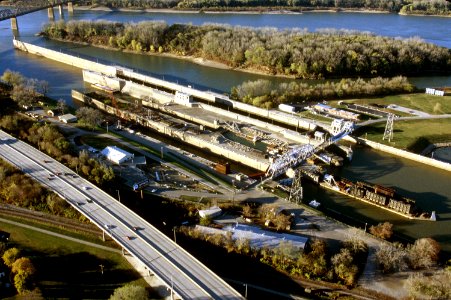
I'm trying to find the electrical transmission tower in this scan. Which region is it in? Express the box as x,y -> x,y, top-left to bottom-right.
383,113 -> 394,142
288,171 -> 303,204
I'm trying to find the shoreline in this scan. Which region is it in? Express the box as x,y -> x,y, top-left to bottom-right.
43,36 -> 298,79
74,5 -> 391,15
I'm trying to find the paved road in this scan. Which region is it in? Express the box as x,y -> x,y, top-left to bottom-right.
357,113 -> 451,127
0,130 -> 243,300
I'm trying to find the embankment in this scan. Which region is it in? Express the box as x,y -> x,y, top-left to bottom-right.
356,137 -> 451,172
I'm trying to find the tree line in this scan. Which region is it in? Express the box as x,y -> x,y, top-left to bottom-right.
42,20 -> 451,79
400,0 -> 451,16
230,76 -> 414,109
78,0 -> 450,15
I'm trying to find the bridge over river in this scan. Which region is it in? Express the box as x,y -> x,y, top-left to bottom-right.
0,0 -> 77,30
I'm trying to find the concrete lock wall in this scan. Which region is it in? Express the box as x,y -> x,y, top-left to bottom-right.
72,90 -> 269,171
13,40 -> 117,76
358,138 -> 451,172
82,70 -> 124,90
200,104 -> 314,145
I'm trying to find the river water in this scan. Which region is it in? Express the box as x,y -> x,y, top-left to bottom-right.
0,8 -> 450,252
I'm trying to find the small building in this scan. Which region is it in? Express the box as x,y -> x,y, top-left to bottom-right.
278,104 -> 296,113
199,206 -> 222,219
58,113 -> 77,123
47,109 -> 55,117
101,146 -> 134,164
174,91 -> 193,105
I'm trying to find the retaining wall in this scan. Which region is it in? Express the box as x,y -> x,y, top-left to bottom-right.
13,39 -> 117,76
357,138 -> 451,172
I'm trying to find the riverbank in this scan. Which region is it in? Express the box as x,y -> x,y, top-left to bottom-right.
74,5 -> 389,15
40,36 -> 298,79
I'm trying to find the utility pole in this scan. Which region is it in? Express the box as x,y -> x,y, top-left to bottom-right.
383,113 -> 394,142
289,170 -> 303,204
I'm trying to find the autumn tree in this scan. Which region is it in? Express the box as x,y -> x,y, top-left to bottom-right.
369,222 -> 393,240
242,204 -> 252,218
56,99 -> 67,114
296,238 -> 329,279
331,248 -> 359,286
375,243 -> 408,273
408,238 -> 440,270
76,107 -> 103,129
406,270 -> 451,300
1,69 -> 24,87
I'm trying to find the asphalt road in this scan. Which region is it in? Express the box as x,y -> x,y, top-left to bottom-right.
0,130 -> 243,300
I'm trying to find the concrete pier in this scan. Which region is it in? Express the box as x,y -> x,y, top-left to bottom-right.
58,4 -> 64,17
10,17 -> 18,30
68,2 -> 74,14
47,7 -> 54,20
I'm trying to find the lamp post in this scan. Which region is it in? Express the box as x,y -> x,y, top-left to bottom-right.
243,283 -> 247,298
173,226 -> 177,244
106,121 -> 109,133
116,189 -> 121,202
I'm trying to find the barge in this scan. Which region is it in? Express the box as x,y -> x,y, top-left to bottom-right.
321,174 -> 434,220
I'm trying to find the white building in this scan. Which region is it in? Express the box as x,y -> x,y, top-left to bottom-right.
196,224 -> 308,250
101,146 -> 134,164
58,114 -> 77,123
174,91 -> 193,105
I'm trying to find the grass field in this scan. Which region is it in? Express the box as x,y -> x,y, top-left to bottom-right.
356,118 -> 451,152
80,135 -> 139,155
0,219 -> 151,299
334,93 -> 451,115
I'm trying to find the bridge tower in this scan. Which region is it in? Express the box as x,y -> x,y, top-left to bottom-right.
383,113 -> 394,142
10,17 -> 18,30
288,170 -> 303,204
68,2 -> 74,15
48,7 -> 54,20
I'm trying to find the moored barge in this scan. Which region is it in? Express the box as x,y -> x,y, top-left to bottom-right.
320,174 -> 434,220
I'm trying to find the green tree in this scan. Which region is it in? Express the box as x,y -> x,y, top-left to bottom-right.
76,107 -> 103,129
2,247 -> 21,267
109,284 -> 149,300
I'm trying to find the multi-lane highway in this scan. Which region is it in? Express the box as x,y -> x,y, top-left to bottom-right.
0,130 -> 243,300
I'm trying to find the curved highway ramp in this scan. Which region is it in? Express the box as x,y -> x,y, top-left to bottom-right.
0,130 -> 243,300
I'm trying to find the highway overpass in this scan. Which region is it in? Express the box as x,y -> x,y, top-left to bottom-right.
0,130 -> 243,300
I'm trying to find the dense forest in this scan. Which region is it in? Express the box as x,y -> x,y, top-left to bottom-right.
76,0 -> 451,15
42,21 -> 451,79
230,76 -> 414,108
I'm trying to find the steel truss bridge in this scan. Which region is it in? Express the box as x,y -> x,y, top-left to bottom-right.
266,119 -> 354,179
0,0 -> 77,21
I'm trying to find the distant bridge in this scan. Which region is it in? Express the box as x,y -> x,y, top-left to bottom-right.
1,0 -> 78,30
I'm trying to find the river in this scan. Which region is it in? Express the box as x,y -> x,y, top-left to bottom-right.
0,8 -> 450,252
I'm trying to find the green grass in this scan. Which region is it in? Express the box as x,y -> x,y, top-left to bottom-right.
334,93 -> 451,115
356,118 -> 451,151
80,135 -> 139,155
0,219 -> 151,299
